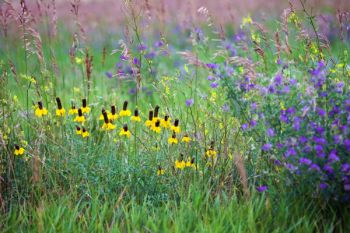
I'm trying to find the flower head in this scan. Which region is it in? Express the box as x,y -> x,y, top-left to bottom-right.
168,132 -> 178,145
131,109 -> 141,122
175,154 -> 186,170
69,105 -> 78,115
76,126 -> 82,135
120,101 -> 131,117
101,109 -> 116,130
74,109 -> 86,123
160,115 -> 171,128
119,124 -> 131,138
151,120 -> 161,133
14,145 -> 25,156
157,165 -> 165,176
171,119 -> 181,133
145,110 -> 154,128
82,128 -> 89,138
55,97 -> 66,117
256,185 -> 268,193
182,135 -> 192,143
205,142 -> 217,158
81,99 -> 90,114
186,98 -> 194,107
35,101 -> 48,117
108,105 -> 118,120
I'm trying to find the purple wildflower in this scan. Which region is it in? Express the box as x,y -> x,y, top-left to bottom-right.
185,98 -> 194,107
256,185 -> 268,193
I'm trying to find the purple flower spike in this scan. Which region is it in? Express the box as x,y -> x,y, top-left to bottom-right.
185,98 -> 194,107
256,185 -> 268,193
210,82 -> 219,88
105,71 -> 113,79
262,143 -> 272,151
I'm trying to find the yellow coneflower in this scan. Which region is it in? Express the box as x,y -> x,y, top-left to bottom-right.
76,126 -> 82,135
175,154 -> 186,170
205,141 -> 217,158
152,105 -> 160,123
81,99 -> 91,114
55,97 -> 66,117
34,101 -> 48,117
14,145 -> 25,156
171,119 -> 181,133
119,124 -> 131,138
119,101 -> 131,117
145,110 -> 153,128
168,131 -> 178,145
74,108 -> 86,123
108,105 -> 118,121
160,115 -> 171,128
151,120 -> 161,133
186,157 -> 197,169
101,109 -> 116,130
157,165 -> 165,176
82,128 -> 89,138
69,104 -> 78,115
131,109 -> 141,122
182,134 -> 191,143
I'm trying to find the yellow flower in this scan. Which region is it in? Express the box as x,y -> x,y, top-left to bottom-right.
82,128 -> 89,138
14,145 -> 25,156
81,99 -> 90,114
75,57 -> 83,65
69,106 -> 78,115
131,115 -> 141,122
108,105 -> 118,120
242,15 -> 252,27
182,135 -> 191,143
175,155 -> 186,170
102,122 -> 116,130
186,157 -> 197,169
74,109 -> 85,123
119,101 -> 131,117
34,101 -> 48,117
152,105 -> 160,123
157,165 -> 165,176
160,115 -> 171,128
151,120 -> 161,133
205,149 -> 217,158
171,119 -> 181,133
76,126 -> 82,135
145,110 -> 154,128
119,124 -> 131,138
55,97 -> 66,117
168,132 -> 178,145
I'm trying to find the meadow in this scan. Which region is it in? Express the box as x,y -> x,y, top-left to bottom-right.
0,0 -> 350,232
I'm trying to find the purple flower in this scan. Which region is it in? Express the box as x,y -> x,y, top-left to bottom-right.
309,164 -> 321,171
256,185 -> 268,193
210,82 -> 219,88
105,71 -> 113,79
250,120 -> 257,128
207,75 -> 215,81
286,163 -> 297,171
267,128 -> 275,137
323,164 -> 334,174
319,183 -> 328,189
317,108 -> 326,117
285,147 -> 297,157
274,74 -> 283,86
133,57 -> 140,66
144,52 -> 156,59
137,43 -> 147,51
185,98 -> 194,107
241,124 -> 248,131
262,143 -> 272,151
341,164 -> 350,173
154,40 -> 164,48
120,54 -> 129,61
206,63 -> 219,69
328,150 -> 340,163
222,103 -> 230,112
299,157 -> 312,165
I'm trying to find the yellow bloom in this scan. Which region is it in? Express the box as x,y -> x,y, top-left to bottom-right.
151,120 -> 161,133
160,115 -> 171,128
34,101 -> 48,117
82,128 -> 89,138
55,97 -> 66,117
175,155 -> 186,170
14,145 -> 25,156
157,165 -> 165,176
186,157 -> 197,169
102,122 -> 116,130
182,135 -> 191,143
119,124 -> 131,138
75,57 -> 83,65
152,105 -> 160,123
131,115 -> 141,122
242,15 -> 252,27
108,105 -> 118,120
81,99 -> 90,114
76,126 -> 82,135
168,132 -> 178,145
171,119 -> 181,133
145,110 -> 154,128
69,106 -> 78,115
120,101 -> 131,117
205,149 -> 217,158
74,109 -> 85,123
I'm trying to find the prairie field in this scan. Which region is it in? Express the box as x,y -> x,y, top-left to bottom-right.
1,0 -> 350,232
